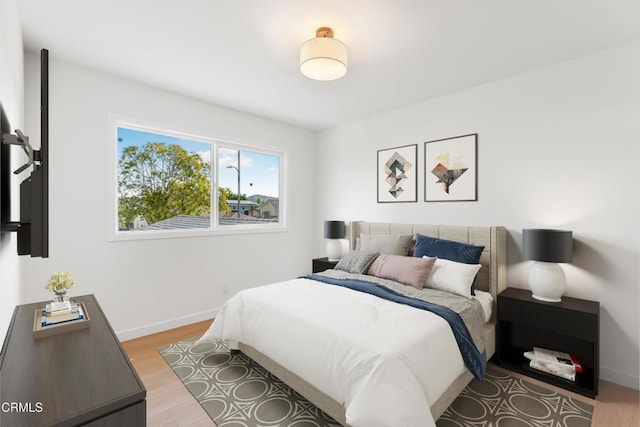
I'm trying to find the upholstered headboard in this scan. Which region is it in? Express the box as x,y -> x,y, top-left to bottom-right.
349,221 -> 507,319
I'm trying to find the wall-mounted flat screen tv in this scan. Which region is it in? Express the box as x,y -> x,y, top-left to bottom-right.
0,48 -> 49,258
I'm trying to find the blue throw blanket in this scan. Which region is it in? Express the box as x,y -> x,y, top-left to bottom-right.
303,274 -> 486,380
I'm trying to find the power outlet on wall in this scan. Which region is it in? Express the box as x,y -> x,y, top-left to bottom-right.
221,284 -> 229,295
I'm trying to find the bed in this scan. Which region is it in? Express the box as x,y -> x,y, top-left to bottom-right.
202,221 -> 507,426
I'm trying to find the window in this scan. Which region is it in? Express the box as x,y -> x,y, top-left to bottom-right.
109,119 -> 284,239
117,127 -> 212,232
217,147 -> 280,226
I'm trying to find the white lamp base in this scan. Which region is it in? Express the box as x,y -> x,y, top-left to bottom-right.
326,239 -> 343,262
528,261 -> 566,303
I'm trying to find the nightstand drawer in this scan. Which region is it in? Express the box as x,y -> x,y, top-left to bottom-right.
498,298 -> 597,342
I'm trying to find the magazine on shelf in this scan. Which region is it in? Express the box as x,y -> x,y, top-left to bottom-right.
524,347 -> 582,373
529,360 -> 576,381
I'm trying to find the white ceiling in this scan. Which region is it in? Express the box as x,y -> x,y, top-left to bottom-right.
18,0 -> 640,131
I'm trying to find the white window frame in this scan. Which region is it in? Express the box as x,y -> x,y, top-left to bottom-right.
107,114 -> 287,241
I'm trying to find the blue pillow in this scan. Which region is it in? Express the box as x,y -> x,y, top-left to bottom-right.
413,233 -> 484,295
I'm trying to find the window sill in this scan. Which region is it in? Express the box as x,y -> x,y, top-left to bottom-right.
108,223 -> 287,242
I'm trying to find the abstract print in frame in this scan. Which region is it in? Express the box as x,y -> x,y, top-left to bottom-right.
425,134 -> 477,202
377,144 -> 417,203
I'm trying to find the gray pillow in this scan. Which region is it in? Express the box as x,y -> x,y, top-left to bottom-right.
335,251 -> 380,274
358,234 -> 413,256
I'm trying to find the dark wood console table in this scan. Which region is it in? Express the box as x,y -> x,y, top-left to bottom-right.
0,294 -> 146,426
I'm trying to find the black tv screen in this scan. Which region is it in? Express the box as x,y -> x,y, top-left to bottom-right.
33,48 -> 49,257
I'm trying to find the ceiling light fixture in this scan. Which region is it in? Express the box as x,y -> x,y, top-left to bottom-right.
300,27 -> 348,81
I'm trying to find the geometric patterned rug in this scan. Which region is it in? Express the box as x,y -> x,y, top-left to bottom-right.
158,337 -> 341,426
438,369 -> 593,427
158,337 -> 593,427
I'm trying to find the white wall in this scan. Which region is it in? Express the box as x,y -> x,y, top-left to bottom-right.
0,0 -> 23,340
19,54 -> 316,340
316,42 -> 640,389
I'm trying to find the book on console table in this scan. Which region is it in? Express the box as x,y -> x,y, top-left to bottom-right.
42,302 -> 85,325
46,300 -> 73,315
33,301 -> 91,339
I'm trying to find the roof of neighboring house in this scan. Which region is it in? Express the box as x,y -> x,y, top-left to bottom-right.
142,213 -> 277,230
218,217 -> 277,225
227,200 -> 259,206
143,214 -> 210,230
248,194 -> 278,203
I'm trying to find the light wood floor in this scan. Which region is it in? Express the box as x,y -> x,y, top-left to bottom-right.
122,320 -> 639,427
122,320 -> 215,426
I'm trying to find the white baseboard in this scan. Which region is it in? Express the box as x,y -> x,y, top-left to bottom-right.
601,366 -> 640,391
116,307 -> 219,342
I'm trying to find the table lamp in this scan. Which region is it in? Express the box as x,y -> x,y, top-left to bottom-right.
324,220 -> 346,261
523,228 -> 573,302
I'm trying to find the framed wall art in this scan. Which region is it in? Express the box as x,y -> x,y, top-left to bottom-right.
377,144 -> 417,203
424,133 -> 477,202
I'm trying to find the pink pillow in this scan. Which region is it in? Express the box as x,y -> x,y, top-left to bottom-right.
367,254 -> 436,289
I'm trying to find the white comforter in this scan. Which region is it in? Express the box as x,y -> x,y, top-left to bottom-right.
201,277 -> 468,427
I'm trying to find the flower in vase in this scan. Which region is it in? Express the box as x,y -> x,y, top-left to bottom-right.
45,271 -> 75,295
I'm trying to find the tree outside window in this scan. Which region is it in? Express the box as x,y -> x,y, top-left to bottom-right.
115,125 -> 282,235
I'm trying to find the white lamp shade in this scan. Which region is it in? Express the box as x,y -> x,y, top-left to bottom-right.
300,37 -> 348,81
528,261 -> 567,302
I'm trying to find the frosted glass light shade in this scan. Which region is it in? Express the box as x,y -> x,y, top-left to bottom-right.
300,28 -> 348,81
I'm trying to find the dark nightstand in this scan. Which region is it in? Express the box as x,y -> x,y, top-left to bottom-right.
312,257 -> 339,273
497,287 -> 599,398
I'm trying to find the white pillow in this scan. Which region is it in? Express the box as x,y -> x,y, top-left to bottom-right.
423,257 -> 481,299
